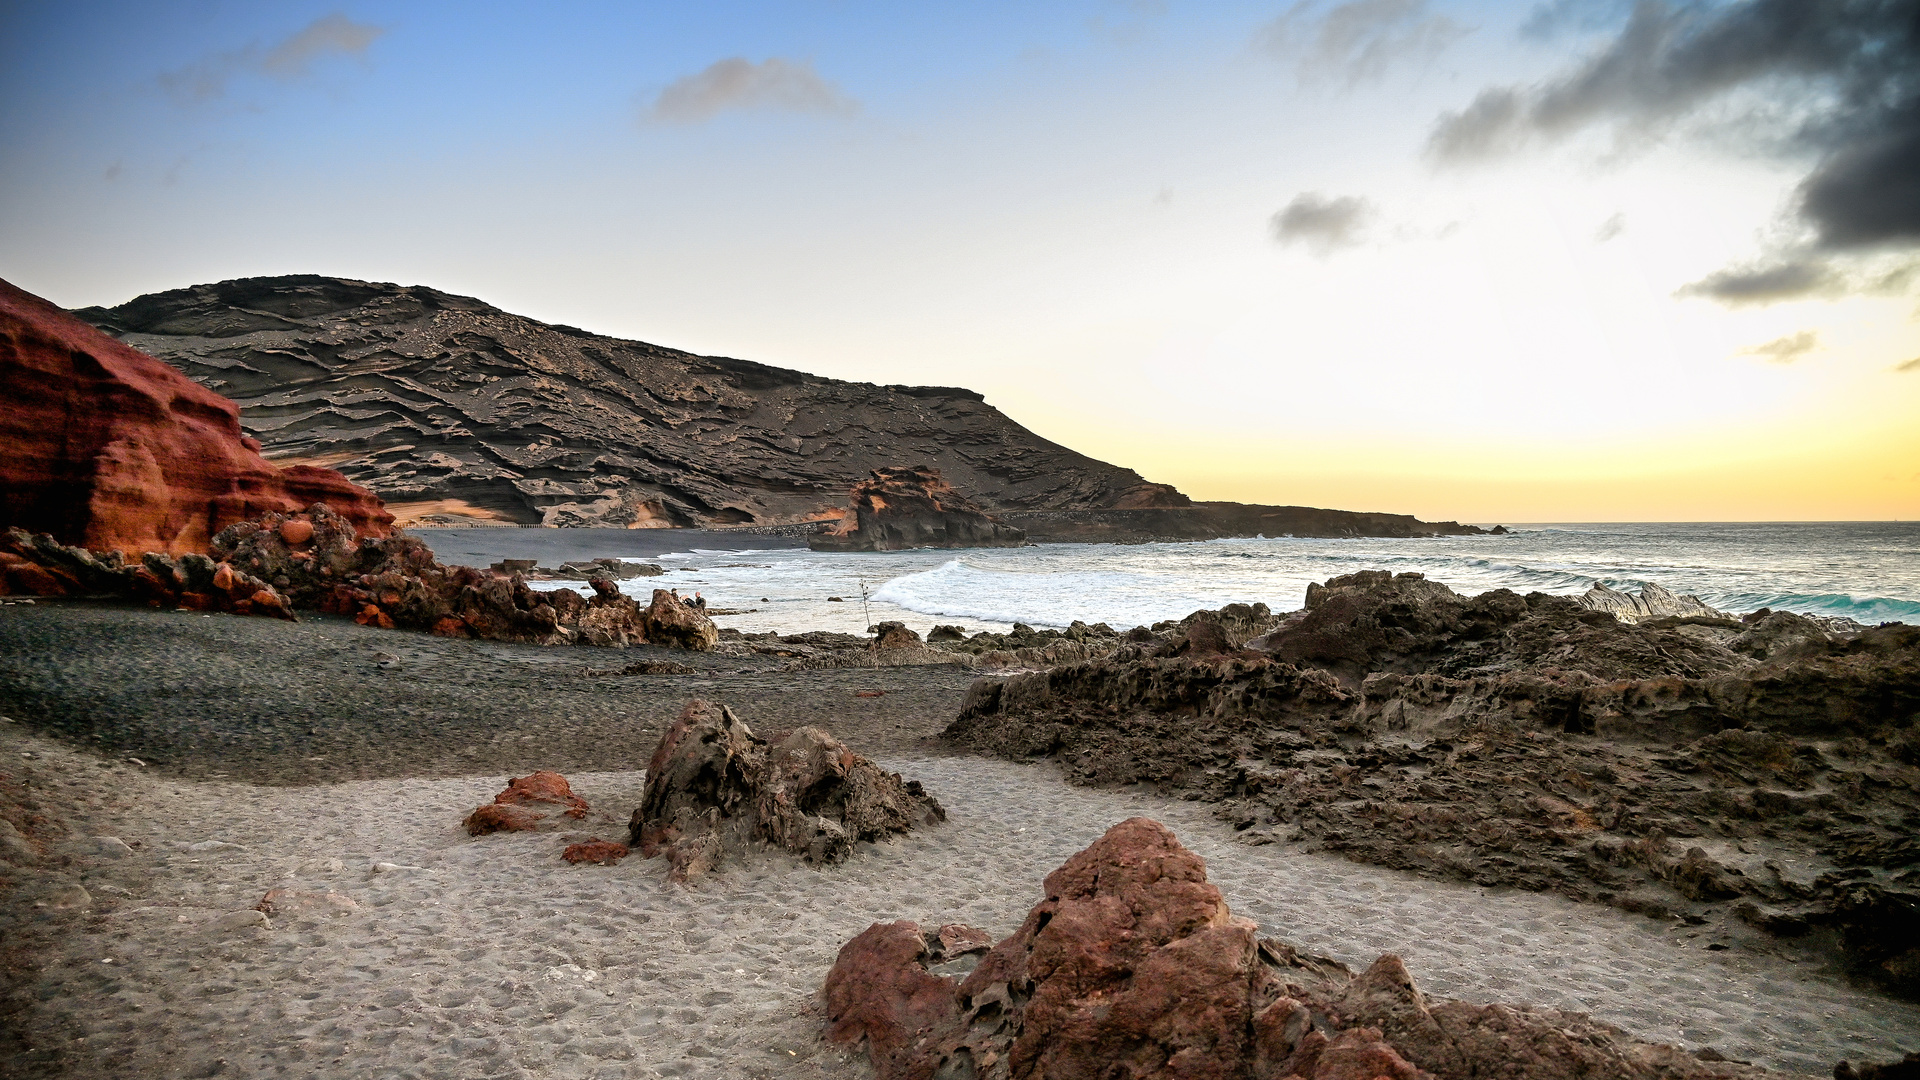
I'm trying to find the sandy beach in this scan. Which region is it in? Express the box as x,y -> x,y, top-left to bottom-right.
3,602 -> 1918,1079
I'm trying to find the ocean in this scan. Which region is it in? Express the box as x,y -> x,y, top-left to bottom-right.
509,521 -> 1920,638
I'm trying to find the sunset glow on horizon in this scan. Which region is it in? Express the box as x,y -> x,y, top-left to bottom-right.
3,1 -> 1915,522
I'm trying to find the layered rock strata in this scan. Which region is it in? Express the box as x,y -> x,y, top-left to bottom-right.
1,277 -> 391,554
809,466 -> 1027,551
945,571 -> 1920,997
74,276 -> 1183,528
824,817 -> 1771,1080
629,700 -> 945,880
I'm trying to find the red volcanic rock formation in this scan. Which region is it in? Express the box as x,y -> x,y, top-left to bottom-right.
0,276 -> 390,556
824,818 -> 1772,1080
561,840 -> 631,865
810,466 -> 1027,552
464,771 -> 590,835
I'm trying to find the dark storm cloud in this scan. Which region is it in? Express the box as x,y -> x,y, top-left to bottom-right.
1271,192 -> 1374,253
1427,0 -> 1920,259
158,14 -> 384,104
649,58 -> 855,123
1259,0 -> 1467,83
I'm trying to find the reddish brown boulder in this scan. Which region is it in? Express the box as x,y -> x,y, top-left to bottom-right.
824,818 -> 1774,1080
629,700 -> 944,880
561,840 -> 630,865
464,804 -> 542,835
0,276 -> 390,556
464,771 -> 589,835
639,589 -> 718,651
810,466 -> 1026,552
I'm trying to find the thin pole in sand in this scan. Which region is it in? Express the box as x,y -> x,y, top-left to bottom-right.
860,578 -> 877,668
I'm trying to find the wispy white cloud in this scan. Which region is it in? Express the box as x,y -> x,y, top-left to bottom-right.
157,13 -> 385,105
1740,330 -> 1820,364
648,58 -> 855,124
1259,0 -> 1465,84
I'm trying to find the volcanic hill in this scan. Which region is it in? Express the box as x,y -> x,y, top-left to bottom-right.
76,275 -> 1487,539
74,276 -> 1185,529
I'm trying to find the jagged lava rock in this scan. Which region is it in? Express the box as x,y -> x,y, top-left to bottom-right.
629,700 -> 943,880
464,771 -> 589,835
1578,581 -> 1730,624
1,276 -> 389,555
1,526 -> 295,619
825,818 -> 1769,1080
810,466 -> 1028,551
945,571 -> 1920,998
74,276 -> 1179,527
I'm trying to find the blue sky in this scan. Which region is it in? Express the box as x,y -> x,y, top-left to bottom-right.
3,1 -> 1916,519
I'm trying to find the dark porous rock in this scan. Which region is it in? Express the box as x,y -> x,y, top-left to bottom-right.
463,771 -> 590,835
629,700 -> 943,880
945,571 -> 1920,998
550,558 -> 663,580
810,467 -> 1027,552
825,818 -> 1770,1080
926,624 -> 968,643
1836,1052 -> 1920,1080
871,622 -> 922,650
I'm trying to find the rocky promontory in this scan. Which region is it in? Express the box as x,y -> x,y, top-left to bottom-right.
945,571 -> 1920,998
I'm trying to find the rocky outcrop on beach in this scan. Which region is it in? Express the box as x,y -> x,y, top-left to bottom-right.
945,572 -> 1920,997
1578,581 -> 1730,623
73,276 -> 1182,529
214,503 -> 715,648
463,771 -> 591,835
2,502 -> 721,649
809,467 -> 1027,552
1,527 -> 296,618
1,277 -> 390,556
629,700 -> 945,880
825,817 -> 1771,1080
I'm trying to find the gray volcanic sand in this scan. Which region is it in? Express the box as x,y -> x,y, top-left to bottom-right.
3,603 -> 1918,1079
0,602 -> 971,784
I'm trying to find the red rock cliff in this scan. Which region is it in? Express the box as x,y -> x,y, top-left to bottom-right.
0,277 -> 391,556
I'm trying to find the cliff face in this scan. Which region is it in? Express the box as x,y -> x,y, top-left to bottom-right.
809,466 -> 1028,552
0,277 -> 390,557
75,276 -> 1186,529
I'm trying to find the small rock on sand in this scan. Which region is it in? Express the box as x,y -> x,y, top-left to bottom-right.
212,909 -> 270,932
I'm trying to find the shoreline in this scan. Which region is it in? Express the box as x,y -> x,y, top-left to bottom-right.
2,675 -> 1917,1078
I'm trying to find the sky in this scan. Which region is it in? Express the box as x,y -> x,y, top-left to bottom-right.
2,0 -> 1916,523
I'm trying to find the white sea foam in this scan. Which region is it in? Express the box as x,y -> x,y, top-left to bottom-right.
579,524 -> 1920,637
